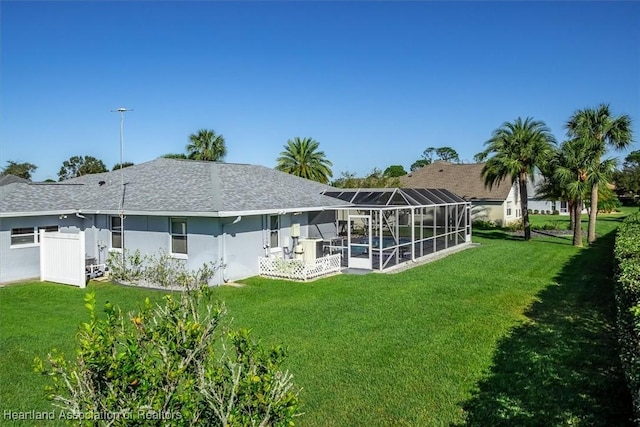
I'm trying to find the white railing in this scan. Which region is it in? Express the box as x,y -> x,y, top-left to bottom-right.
259,253 -> 342,281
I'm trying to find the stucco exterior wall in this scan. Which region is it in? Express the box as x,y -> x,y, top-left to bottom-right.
0,215 -> 82,283
222,215 -> 264,281
100,215 -> 224,283
470,201 -> 505,225
470,183 -> 522,226
502,185 -> 521,225
1,209 -> 336,285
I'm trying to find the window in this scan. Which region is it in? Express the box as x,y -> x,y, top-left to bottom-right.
171,218 -> 188,255
506,201 -> 513,216
560,201 -> 568,213
111,216 -> 122,249
269,215 -> 280,248
11,226 -> 58,246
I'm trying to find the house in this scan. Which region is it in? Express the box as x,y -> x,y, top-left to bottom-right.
526,172 -> 587,215
0,158 -> 473,285
0,158 -> 347,284
399,161 -> 521,226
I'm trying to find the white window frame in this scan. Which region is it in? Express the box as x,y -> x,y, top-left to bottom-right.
110,216 -> 123,250
506,201 -> 513,217
10,226 -> 59,248
170,217 -> 188,258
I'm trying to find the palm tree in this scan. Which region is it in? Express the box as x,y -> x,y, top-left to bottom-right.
566,104 -> 633,244
478,117 -> 556,241
276,137 -> 333,184
553,139 -> 594,247
186,129 -> 227,161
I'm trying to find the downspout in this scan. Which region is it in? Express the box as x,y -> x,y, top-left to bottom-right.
221,216 -> 242,284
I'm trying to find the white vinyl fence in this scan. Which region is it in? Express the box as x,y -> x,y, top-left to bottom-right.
40,231 -> 86,288
259,253 -> 342,281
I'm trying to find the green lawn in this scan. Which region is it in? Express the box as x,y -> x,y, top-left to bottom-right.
0,209 -> 635,425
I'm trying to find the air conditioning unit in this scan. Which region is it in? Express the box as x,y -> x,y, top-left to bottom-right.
299,238 -> 323,264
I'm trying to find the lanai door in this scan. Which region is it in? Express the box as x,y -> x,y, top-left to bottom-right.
348,214 -> 372,269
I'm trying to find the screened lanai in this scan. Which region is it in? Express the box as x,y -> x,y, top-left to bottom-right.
318,188 -> 472,272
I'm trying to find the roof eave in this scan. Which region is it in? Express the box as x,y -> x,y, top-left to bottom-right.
217,205 -> 351,217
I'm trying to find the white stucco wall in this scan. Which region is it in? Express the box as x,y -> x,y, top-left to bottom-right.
470,183 -> 521,226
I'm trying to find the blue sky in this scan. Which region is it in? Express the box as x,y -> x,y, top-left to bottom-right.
2,1 -> 639,182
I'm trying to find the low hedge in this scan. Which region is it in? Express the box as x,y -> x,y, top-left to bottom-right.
614,211 -> 640,423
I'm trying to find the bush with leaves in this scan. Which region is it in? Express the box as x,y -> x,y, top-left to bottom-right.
504,219 -> 523,232
614,211 -> 640,422
106,249 -> 218,289
471,219 -> 496,229
34,285 -> 300,426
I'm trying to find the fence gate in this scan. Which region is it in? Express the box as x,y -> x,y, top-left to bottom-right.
40,231 -> 86,288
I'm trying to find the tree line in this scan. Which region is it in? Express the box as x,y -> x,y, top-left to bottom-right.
1,129 -> 230,182
3,103 -> 637,246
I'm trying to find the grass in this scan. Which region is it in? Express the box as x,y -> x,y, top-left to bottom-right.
0,208 -> 636,425
527,209 -> 626,232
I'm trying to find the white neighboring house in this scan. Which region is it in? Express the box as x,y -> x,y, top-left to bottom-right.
526,172 -> 587,215
400,161 -> 521,226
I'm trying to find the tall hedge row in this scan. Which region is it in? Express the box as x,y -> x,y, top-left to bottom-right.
614,211 -> 640,422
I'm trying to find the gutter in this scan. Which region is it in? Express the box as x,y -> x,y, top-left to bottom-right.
1,206 -> 352,219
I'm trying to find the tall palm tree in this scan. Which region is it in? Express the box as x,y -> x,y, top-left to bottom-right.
478,117 -> 556,241
276,137 -> 333,184
186,129 -> 227,161
566,104 -> 633,244
553,139 -> 595,247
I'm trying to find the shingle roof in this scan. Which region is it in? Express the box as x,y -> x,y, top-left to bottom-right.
0,158 -> 348,216
0,174 -> 29,186
399,161 -> 513,201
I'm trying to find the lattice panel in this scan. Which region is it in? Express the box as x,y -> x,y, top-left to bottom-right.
259,254 -> 342,281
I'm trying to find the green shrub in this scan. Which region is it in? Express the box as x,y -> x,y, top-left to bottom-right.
614,212 -> 640,423
472,219 -> 496,229
531,222 -> 561,231
533,210 -> 539,214
107,250 -> 217,289
34,286 -> 300,426
504,219 -> 523,232
599,197 -> 622,213
107,249 -> 145,282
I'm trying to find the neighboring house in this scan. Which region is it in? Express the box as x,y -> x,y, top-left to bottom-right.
0,158 -> 347,284
526,172 -> 587,215
399,161 -> 521,226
